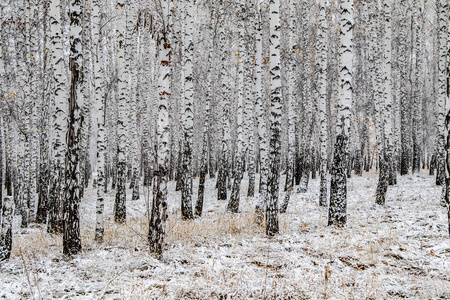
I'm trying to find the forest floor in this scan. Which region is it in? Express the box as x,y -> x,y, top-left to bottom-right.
1,171 -> 450,299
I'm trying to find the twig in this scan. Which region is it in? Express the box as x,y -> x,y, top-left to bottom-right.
263,245 -> 269,300
97,269 -> 125,300
19,248 -> 35,300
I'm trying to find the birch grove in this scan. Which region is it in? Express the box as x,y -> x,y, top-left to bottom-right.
0,0 -> 448,267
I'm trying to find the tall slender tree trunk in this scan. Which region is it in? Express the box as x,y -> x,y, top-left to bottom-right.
246,12 -> 256,198
399,0 -> 410,176
254,5 -> 267,224
318,0 -> 328,207
217,9 -> 230,201
114,2 -> 127,224
228,4 -> 246,214
266,0 -> 282,236
36,1 -> 50,225
412,3 -> 424,175
436,0 -> 447,187
439,0 -> 449,230
196,13 -> 215,217
383,0 -> 395,187
280,0 -> 297,214
181,0 -> 195,220
93,0 -> 105,242
63,0 -> 83,256
48,0 -> 67,234
149,0 -> 171,257
328,0 -> 353,227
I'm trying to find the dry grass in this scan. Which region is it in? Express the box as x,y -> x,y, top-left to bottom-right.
10,209 -> 262,259
11,226 -> 61,257
166,211 -> 260,243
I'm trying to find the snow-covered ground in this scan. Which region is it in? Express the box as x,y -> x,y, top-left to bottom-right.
1,172 -> 449,299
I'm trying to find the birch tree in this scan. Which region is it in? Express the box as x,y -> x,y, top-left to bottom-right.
228,1 -> 246,214
114,1 -> 127,224
217,4 -> 231,202
0,197 -> 13,261
328,0 -> 353,227
196,7 -> 215,217
399,0 -> 410,176
37,1 -> 50,225
318,0 -> 328,207
149,0 -> 171,257
48,0 -> 67,233
93,0 -> 105,242
266,0 -> 282,236
436,0 -> 447,188
412,3 -> 424,175
383,0 -> 394,188
63,0 -> 83,256
254,2 -> 268,224
439,0 -> 449,236
279,0 -> 297,213
181,0 -> 195,220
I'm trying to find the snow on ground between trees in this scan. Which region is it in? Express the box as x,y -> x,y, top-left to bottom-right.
1,173 -> 449,299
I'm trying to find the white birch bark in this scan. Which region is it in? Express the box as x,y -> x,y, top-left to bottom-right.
266,0 -> 282,236
436,0 -> 448,186
181,0 -> 195,219
93,0 -> 105,243
412,3 -> 424,175
229,6 -> 246,213
245,2 -> 256,198
0,197 -> 13,261
318,0 -> 328,207
254,3 -> 268,224
28,1 -> 39,222
114,1 -> 127,223
439,0 -> 449,223
328,0 -> 353,226
48,0 -> 67,233
280,0 -> 297,213
126,0 -> 139,201
383,0 -> 394,187
149,0 -> 171,257
217,10 -> 230,201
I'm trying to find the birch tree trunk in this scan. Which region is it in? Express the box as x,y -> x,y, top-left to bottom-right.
399,1 -> 410,176
266,0 -> 282,236
246,5 -> 256,198
181,0 -> 195,220
0,197 -> 13,261
149,0 -> 171,257
36,1 -> 50,224
280,0 -> 297,213
412,3 -> 424,175
114,1 -> 127,224
383,0 -> 394,187
254,5 -> 268,224
318,0 -> 328,207
93,0 -> 105,242
217,8 -> 230,202
328,0 -> 353,227
440,0 -> 449,233
196,8 -> 215,217
63,0 -> 83,256
436,0 -> 447,187
126,0 -> 140,201
27,1 -> 39,223
48,0 -> 67,234
228,3 -> 246,214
